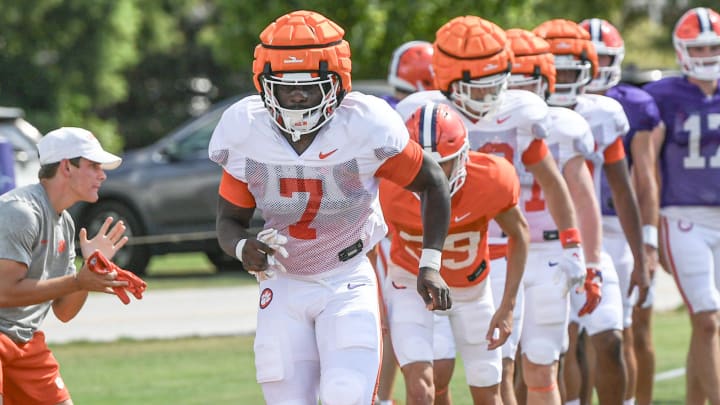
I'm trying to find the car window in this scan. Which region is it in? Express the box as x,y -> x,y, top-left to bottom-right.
0,120 -> 38,162
172,116 -> 223,160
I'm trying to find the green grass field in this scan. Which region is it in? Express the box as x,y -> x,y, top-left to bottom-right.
51,307 -> 691,404
55,254 -> 691,403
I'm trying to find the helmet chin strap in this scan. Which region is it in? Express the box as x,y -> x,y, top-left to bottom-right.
281,109 -> 322,142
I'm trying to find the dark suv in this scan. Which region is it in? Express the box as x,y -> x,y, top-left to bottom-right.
69,81 -> 394,274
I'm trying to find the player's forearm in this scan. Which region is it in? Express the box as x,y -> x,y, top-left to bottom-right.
501,235 -> 528,311
531,158 -> 579,232
216,198 -> 254,259
606,160 -> 647,268
52,289 -> 89,322
564,157 -> 602,263
0,275 -> 82,308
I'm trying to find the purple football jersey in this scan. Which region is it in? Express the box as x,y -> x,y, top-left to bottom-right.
601,83 -> 661,215
645,76 -> 720,207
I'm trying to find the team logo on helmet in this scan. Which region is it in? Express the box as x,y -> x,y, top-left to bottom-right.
252,10 -> 352,141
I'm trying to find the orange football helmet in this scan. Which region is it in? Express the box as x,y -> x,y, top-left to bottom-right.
579,18 -> 624,91
673,7 -> 720,80
534,19 -> 598,107
388,41 -> 435,92
405,102 -> 469,197
506,28 -> 556,99
252,10 -> 352,141
433,16 -> 514,119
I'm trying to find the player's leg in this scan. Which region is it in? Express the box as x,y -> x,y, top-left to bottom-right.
488,256 -> 525,405
520,246 -> 569,405
514,347 -> 528,405
603,228 -> 639,405
316,260 -> 383,405
386,266 -> 437,404
377,332 -> 399,405
371,240 -> 400,405
632,299 -> 655,405
661,216 -> 720,404
580,253 -> 626,405
254,276 -> 322,403
432,314 -> 456,405
433,358 -> 455,405
562,322 -> 582,405
448,281 -> 503,404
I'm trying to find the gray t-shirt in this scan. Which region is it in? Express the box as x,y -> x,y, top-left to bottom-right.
0,183 -> 76,342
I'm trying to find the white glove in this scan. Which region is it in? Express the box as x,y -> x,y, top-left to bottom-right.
555,246 -> 586,296
257,228 -> 289,274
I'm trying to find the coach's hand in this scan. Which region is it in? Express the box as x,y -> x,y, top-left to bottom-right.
417,268 -> 451,311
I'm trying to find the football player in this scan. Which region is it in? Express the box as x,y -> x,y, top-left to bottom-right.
642,7 -> 720,404
383,40 -> 436,109
535,18 -> 649,405
208,10 -> 453,404
396,16 -> 590,405
581,17 -> 663,405
380,102 -> 529,404
375,39 -> 437,405
504,28 -> 603,405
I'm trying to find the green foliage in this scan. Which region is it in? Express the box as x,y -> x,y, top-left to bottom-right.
0,0 -> 711,152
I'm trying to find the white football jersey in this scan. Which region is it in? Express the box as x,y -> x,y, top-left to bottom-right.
209,92 -> 411,276
573,94 -> 630,198
398,90 -> 587,244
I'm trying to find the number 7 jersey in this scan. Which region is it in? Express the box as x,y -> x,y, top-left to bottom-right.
209,92 -> 424,276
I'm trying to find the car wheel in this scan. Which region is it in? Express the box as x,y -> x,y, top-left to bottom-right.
80,201 -> 151,275
205,250 -> 244,272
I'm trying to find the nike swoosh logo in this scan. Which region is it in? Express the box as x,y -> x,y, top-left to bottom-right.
391,281 -> 407,290
347,283 -> 366,290
454,212 -> 471,222
319,149 -> 338,159
548,261 -> 559,267
496,115 -> 511,124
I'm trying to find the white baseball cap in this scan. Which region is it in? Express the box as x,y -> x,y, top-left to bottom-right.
37,127 -> 122,170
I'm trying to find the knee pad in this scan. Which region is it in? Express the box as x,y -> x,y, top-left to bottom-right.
254,338 -> 285,383
463,358 -> 502,387
523,338 -> 561,365
319,368 -> 365,405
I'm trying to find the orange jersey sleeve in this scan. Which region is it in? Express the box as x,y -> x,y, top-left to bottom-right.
602,137 -> 626,165
375,141 -> 424,187
521,138 -> 549,166
218,170 -> 256,208
380,152 -> 520,287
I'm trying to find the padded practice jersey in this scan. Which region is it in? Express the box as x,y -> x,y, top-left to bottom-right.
644,76 -> 720,208
380,152 -> 518,287
398,90 -> 565,244
209,92 -> 424,276
573,94 -> 630,214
